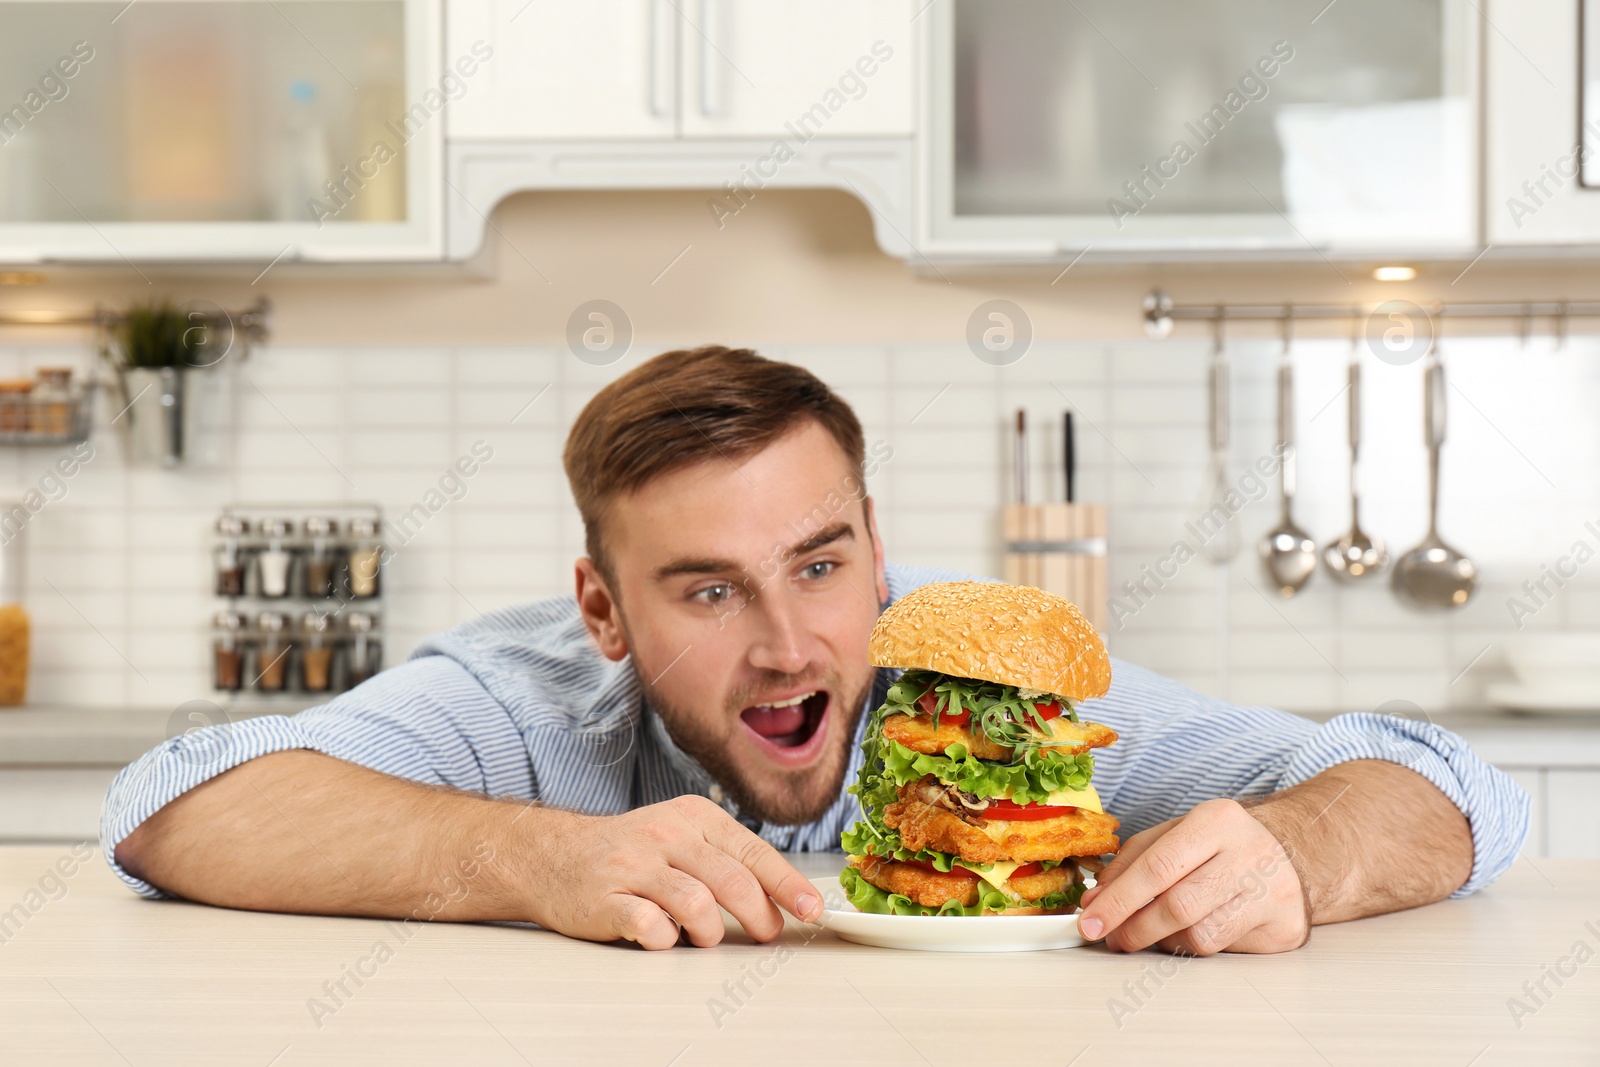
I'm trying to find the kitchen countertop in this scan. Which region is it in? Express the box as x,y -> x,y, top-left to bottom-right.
0,703 -> 297,765
0,848 -> 1594,1064
4,703 -> 1599,767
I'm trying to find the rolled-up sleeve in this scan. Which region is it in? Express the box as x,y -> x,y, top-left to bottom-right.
100,654 -> 535,898
1087,659 -> 1530,898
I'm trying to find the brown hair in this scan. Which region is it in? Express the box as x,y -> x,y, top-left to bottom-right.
563,345 -> 866,576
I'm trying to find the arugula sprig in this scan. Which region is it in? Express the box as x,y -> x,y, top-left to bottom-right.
884,668 -> 1082,754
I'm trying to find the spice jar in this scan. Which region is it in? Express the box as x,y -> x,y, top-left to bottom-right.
347,517 -> 383,599
300,611 -> 335,692
255,611 -> 292,691
212,610 -> 246,691
257,518 -> 295,598
0,500 -> 30,705
32,367 -> 74,437
0,381 -> 33,434
346,611 -> 380,688
303,516 -> 338,598
214,515 -> 251,597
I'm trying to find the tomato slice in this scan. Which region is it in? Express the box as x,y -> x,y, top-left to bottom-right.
898,857 -> 979,879
1030,701 -> 1064,721
982,798 -> 1077,821
1009,862 -> 1046,879
914,692 -> 1062,727
916,690 -> 970,724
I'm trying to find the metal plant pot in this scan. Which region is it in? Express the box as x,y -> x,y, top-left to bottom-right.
121,366 -> 186,467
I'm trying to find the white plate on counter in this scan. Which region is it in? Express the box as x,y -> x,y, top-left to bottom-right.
1486,682 -> 1600,716
807,876 -> 1092,952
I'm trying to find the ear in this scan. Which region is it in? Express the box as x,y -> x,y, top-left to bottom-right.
863,496 -> 889,607
574,558 -> 629,661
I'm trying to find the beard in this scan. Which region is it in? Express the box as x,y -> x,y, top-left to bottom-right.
633,661 -> 873,826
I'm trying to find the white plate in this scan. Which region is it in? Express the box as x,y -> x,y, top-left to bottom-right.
806,876 -> 1091,952
1486,682 -> 1600,716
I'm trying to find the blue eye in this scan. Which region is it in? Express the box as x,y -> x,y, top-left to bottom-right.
803,561 -> 835,580
693,583 -> 736,605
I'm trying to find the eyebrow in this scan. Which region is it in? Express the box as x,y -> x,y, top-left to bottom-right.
652,521 -> 857,580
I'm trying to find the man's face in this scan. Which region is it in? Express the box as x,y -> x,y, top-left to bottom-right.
589,420 -> 888,825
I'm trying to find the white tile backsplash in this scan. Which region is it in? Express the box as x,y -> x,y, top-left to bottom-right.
3,336 -> 1596,715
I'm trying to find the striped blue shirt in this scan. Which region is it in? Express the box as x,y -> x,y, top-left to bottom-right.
101,562 -> 1528,899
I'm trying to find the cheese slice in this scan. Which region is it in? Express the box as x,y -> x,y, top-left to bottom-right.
954,859 -> 1025,898
1040,783 -> 1103,811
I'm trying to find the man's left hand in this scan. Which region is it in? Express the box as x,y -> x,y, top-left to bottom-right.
1075,798 -> 1310,956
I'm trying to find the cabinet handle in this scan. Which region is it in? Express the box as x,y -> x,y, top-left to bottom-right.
698,0 -> 722,117
649,0 -> 674,118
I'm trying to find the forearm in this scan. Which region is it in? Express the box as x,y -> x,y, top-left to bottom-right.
1243,758 -> 1473,925
113,749 -> 543,924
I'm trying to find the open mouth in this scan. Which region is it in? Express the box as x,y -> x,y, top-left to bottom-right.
739,689 -> 830,762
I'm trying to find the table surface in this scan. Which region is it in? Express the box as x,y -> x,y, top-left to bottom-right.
1,848 -> 1597,1066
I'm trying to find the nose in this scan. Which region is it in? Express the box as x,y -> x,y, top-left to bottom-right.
746,588 -> 815,676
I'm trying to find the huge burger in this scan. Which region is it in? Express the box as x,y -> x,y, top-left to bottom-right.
841,581 -> 1121,915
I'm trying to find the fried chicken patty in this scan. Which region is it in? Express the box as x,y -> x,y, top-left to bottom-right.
850,855 -> 1082,914
881,712 -> 1118,761
883,790 -> 1122,864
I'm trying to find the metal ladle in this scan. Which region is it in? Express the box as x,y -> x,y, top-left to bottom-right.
1324,320 -> 1389,581
1259,310 -> 1318,596
1392,347 -> 1479,608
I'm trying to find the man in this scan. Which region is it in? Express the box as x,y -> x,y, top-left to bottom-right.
106,346 -> 1528,955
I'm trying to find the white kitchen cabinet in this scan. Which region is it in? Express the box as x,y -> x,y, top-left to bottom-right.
678,0 -> 913,139
918,0 -> 1480,258
1484,0 -> 1600,246
1546,770 -> 1600,858
445,0 -> 675,140
0,0 -> 444,263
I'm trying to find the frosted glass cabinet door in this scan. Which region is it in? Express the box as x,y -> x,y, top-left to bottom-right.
0,0 -> 442,261
923,0 -> 1479,255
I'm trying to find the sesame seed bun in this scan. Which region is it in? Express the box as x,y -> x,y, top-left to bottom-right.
869,581 -> 1111,700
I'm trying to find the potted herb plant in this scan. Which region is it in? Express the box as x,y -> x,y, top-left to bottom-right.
112,301 -> 210,466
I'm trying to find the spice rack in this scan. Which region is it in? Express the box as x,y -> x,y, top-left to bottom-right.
0,371 -> 95,445
211,503 -> 386,701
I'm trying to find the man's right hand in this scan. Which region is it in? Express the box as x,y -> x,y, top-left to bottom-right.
525,795 -> 823,950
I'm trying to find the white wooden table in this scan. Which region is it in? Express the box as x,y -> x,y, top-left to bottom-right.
1,847 -> 1596,1065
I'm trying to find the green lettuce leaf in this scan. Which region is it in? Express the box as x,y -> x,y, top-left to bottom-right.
839,864 -> 1086,917
880,739 -> 1094,804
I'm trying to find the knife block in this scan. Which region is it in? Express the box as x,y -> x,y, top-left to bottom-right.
1002,503 -> 1108,634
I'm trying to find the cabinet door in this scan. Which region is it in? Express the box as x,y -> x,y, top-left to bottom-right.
678,0 -> 913,138
446,0 -> 675,140
0,0 -> 442,262
924,0 -> 1478,255
1485,0 -> 1600,244
1547,770 -> 1600,858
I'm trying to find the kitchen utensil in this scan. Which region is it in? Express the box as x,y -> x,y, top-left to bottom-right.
1324,332 -> 1389,581
1392,351 -> 1478,609
1063,409 -> 1076,504
1198,310 -> 1240,564
1013,408 -> 1028,505
1259,313 -> 1318,596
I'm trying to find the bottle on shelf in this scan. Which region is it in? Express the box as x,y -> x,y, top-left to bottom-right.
300,611 -> 335,692
215,515 -> 251,597
255,611 -> 292,692
347,611 -> 380,687
212,610 -> 246,692
303,516 -> 339,598
257,518 -> 296,599
347,517 -> 383,599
